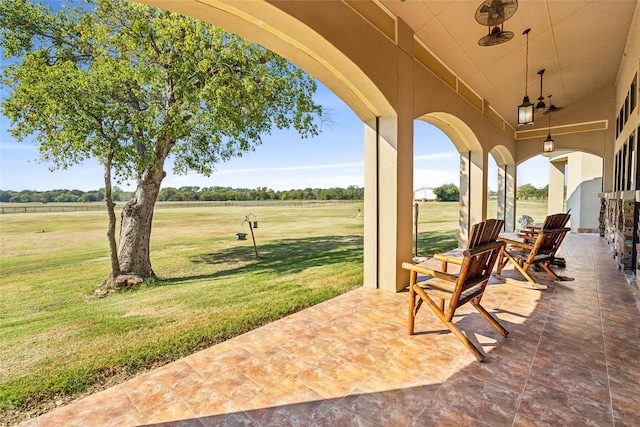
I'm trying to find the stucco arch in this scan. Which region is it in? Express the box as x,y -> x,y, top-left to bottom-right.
416,113 -> 487,244
490,145 -> 515,167
418,113 -> 483,154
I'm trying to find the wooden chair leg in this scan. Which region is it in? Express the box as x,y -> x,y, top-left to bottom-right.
420,291 -> 485,361
446,319 -> 484,361
408,288 -> 416,335
472,300 -> 508,337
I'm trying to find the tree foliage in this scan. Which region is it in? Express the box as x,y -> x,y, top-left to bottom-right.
517,183 -> 547,200
1,0 -> 327,283
433,183 -> 459,202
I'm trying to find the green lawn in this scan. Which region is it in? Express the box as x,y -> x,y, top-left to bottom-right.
0,199 -> 549,424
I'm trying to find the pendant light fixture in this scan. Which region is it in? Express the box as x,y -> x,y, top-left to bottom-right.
542,106 -> 554,153
536,69 -> 546,110
518,28 -> 534,126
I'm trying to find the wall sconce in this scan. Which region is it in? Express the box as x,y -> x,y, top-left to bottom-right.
518,28 -> 534,125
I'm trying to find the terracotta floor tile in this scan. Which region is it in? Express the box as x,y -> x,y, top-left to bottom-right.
37,386 -> 138,427
331,335 -> 397,371
355,362 -> 441,416
128,395 -> 198,426
607,362 -> 640,397
278,331 -> 343,364
534,335 -> 606,370
518,381 -> 613,427
528,357 -> 610,404
184,341 -> 253,379
611,390 -> 640,427
411,400 -> 492,427
248,398 -> 338,427
250,377 -> 325,409
122,360 -> 202,412
511,413 -> 564,426
175,369 -> 263,417
237,348 -> 311,390
199,411 -> 259,427
389,345 -> 465,383
316,391 -> 415,426
294,353 -> 373,398
430,373 -> 520,427
462,354 -> 531,393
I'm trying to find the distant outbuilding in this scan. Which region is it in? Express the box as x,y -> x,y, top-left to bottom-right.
414,187 -> 436,202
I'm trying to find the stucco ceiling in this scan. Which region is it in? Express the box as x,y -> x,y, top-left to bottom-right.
379,0 -> 637,128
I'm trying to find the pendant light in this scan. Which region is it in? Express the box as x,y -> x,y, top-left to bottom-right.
518,28 -> 534,126
542,108 -> 554,153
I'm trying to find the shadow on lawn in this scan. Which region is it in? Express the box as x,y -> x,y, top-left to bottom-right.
415,229 -> 458,256
159,235 -> 364,284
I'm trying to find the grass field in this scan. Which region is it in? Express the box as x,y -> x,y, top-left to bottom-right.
0,199 -> 548,424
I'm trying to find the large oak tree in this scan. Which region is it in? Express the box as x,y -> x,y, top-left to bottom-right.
1,0 -> 325,287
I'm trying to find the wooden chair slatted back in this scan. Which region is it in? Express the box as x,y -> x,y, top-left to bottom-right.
455,219 -> 505,297
467,218 -> 503,248
541,212 -> 571,230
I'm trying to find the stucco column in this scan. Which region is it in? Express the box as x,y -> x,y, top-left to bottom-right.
548,159 -> 566,214
459,150 -> 487,245
497,164 -> 517,231
363,115 -> 414,292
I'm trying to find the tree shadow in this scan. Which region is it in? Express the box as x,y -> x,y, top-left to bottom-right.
415,229 -> 458,256
155,235 -> 364,284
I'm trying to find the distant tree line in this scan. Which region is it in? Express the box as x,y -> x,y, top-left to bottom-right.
0,185 -> 365,203
428,183 -> 549,202
517,184 -> 549,200
158,186 -> 364,201
0,188 -> 133,203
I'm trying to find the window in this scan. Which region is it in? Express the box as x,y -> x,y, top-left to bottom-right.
632,73 -> 638,113
616,151 -> 621,191
622,142 -> 628,191
625,93 -> 630,123
628,134 -> 635,191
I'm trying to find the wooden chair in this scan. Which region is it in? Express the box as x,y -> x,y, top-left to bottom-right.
518,211 -> 570,267
494,225 -> 572,290
433,218 -> 504,272
402,219 -> 508,362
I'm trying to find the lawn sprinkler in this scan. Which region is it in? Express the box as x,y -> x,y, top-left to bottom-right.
240,213 -> 259,258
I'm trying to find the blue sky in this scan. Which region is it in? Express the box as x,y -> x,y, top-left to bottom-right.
0,81 -> 549,192
0,0 -> 548,192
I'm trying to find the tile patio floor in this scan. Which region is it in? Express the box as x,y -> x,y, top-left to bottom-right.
18,234 -> 640,426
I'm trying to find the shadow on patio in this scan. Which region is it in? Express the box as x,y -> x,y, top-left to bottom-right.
21,234 -> 640,427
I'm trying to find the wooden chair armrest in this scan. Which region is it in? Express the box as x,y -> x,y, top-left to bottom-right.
501,239 -> 533,250
401,262 -> 458,282
433,250 -> 464,265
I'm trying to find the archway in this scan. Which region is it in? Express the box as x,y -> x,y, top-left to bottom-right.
416,113 -> 486,246
489,145 -> 517,231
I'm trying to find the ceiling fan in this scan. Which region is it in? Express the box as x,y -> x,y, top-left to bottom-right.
542,95 -> 564,115
475,0 -> 518,46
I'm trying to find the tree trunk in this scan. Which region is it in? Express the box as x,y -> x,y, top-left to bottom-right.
104,150 -> 120,285
118,164 -> 166,279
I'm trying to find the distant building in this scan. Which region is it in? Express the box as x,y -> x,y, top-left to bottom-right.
414,187 -> 436,202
